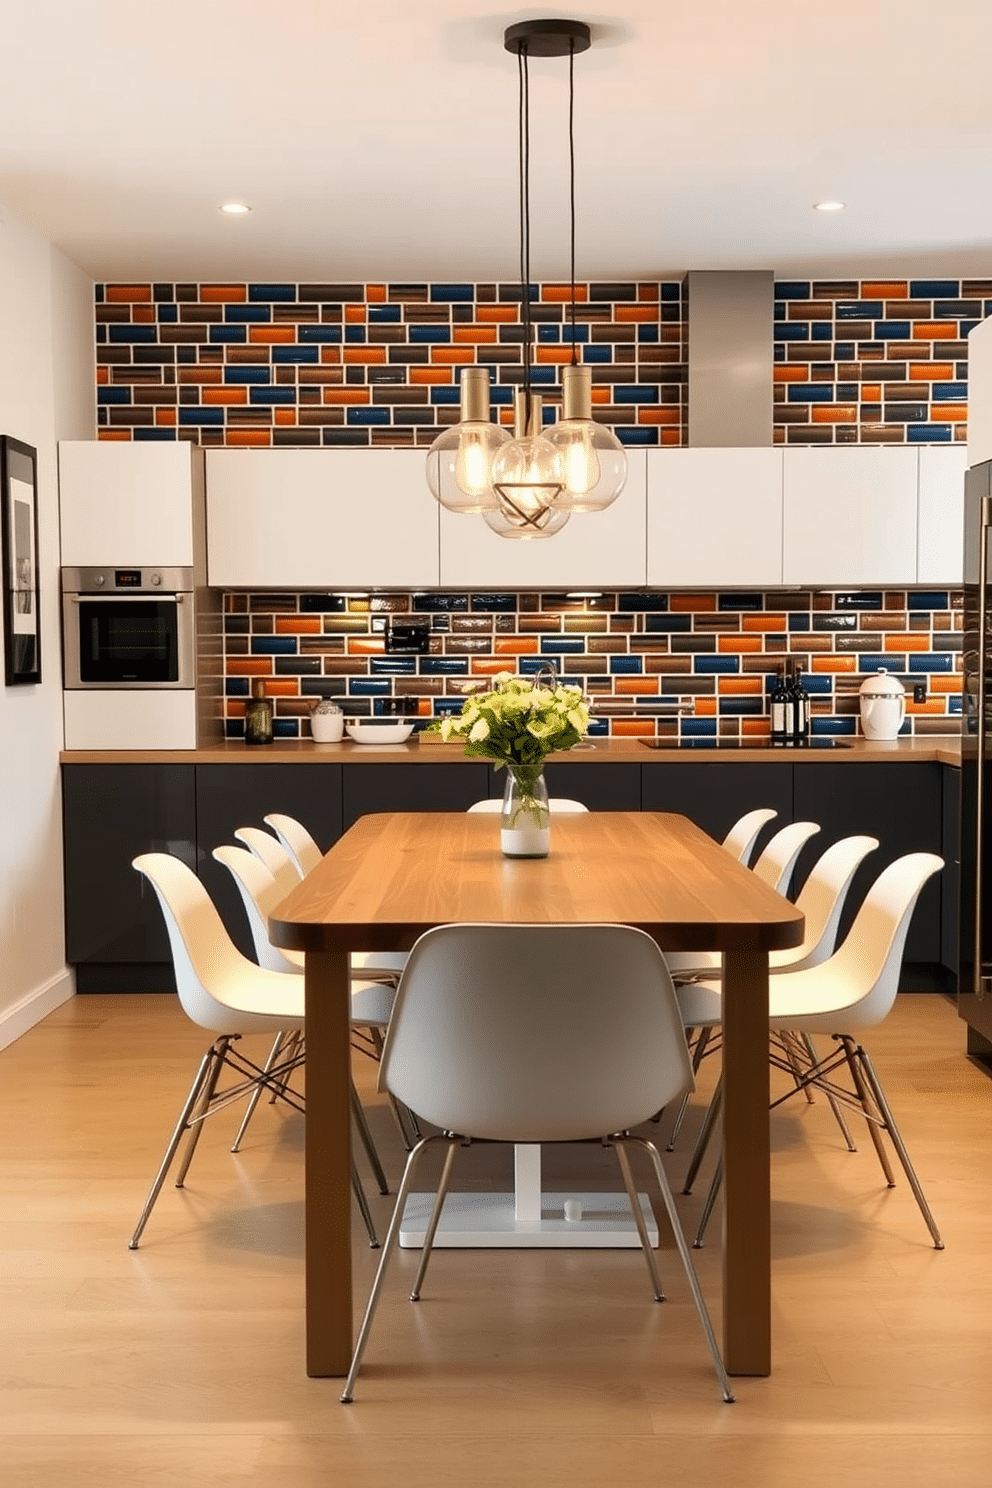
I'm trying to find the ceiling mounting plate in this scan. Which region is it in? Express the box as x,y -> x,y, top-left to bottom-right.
503,19 -> 592,57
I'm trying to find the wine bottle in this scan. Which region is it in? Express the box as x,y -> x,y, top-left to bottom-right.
770,665 -> 790,745
244,678 -> 274,745
792,664 -> 810,744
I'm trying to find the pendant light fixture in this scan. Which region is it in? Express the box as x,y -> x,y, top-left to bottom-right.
425,17 -> 627,538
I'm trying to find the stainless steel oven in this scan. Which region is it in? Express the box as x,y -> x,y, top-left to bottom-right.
61,566 -> 195,689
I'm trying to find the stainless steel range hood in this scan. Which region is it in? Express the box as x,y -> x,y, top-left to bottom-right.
684,270 -> 774,447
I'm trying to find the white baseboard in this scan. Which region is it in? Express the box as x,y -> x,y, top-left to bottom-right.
0,967 -> 75,1051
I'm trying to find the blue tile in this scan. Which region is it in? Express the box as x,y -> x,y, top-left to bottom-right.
776,323 -> 811,341
409,325 -> 452,343
420,657 -> 469,675
470,594 -> 516,611
344,326 -> 366,343
431,386 -> 462,404
810,717 -> 856,736
251,637 -> 297,655
133,428 -> 179,441
225,305 -> 271,323
694,656 -> 740,674
273,718 -> 300,738
909,280 -> 960,298
873,321 -> 912,339
538,325 -> 560,343
811,323 -> 833,341
798,672 -> 832,694
433,697 -> 465,716
616,427 -> 659,446
299,594 -> 347,613
609,656 -> 643,674
370,657 -> 416,675
225,367 -> 271,385
618,594 -> 671,614
249,387 -> 296,404
582,344 -> 612,362
835,591 -> 883,609
932,382 -> 967,401
718,593 -> 764,611
637,325 -> 660,343
226,678 -> 250,697
717,697 -> 765,716
349,678 -> 392,695
614,385 -> 659,404
540,638 -> 585,654
775,282 -> 811,300
226,720 -> 245,738
430,283 -> 474,302
248,284 -> 297,302
682,717 -> 718,736
272,345 -> 319,364
411,593 -> 468,612
660,282 -> 682,302
299,325 -> 343,343
208,325 -> 247,343
98,387 -> 130,404
908,654 -> 954,672
563,325 -> 590,343
347,407 -> 391,425
369,305 -> 402,322
108,325 -> 156,343
490,386 -> 514,404
856,654 -> 895,673
178,407 -> 224,425
834,342 -> 855,360
907,590 -> 950,610
587,716 -> 609,735
907,424 -> 952,442
157,304 -> 178,323
837,300 -> 883,319
788,385 -> 834,403
949,696 -> 963,713
529,366 -> 556,386
788,614 -> 812,631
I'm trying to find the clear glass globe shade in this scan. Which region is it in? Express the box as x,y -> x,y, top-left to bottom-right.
483,495 -> 571,539
425,421 -> 508,513
489,433 -> 565,525
546,418 -> 628,512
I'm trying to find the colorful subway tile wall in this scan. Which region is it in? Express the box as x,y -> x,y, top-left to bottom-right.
95,278 -> 985,448
223,588 -> 962,742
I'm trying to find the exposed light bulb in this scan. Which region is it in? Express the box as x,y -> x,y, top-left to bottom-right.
425,368 -> 507,513
557,420 -> 600,496
454,429 -> 493,499
546,366 -> 627,513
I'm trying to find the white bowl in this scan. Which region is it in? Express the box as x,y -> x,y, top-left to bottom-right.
346,720 -> 415,745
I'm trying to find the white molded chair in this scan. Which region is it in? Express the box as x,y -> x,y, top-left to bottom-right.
340,923 -> 734,1405
721,807 -> 778,866
467,797 -> 589,814
678,852 -> 945,1249
262,811 -> 323,877
130,852 -> 382,1250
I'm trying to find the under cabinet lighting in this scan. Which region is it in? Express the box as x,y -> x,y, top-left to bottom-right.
219,202 -> 251,215
813,200 -> 845,212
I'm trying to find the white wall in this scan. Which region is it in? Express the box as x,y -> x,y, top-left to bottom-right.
0,202 -> 94,1047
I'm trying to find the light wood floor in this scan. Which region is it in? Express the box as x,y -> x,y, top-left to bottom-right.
2,990 -> 990,1488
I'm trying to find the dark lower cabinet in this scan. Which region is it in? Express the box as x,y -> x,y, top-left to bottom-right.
195,764 -> 343,958
62,763 -> 196,991
640,762 -> 793,854
541,760 -> 642,810
341,762 -> 488,830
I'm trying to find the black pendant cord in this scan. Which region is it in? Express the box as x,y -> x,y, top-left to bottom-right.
569,38 -> 578,367
518,44 -> 533,423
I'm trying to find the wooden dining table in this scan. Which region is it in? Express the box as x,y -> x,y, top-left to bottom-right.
269,809 -> 804,1379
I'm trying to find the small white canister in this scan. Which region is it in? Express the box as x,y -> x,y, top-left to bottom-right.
310,697 -> 344,743
858,668 -> 906,741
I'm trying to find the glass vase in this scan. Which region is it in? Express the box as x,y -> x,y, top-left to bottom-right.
501,767 -> 551,858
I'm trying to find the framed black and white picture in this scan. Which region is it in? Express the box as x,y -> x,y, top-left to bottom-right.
1,436 -> 41,685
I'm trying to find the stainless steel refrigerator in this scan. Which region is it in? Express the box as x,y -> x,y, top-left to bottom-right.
960,459 -> 992,1057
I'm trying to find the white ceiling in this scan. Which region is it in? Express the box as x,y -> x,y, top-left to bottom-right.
2,0 -> 991,285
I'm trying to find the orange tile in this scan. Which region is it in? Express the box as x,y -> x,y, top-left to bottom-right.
345,304 -> 366,323
477,305 -> 518,323
862,385 -> 881,402
717,636 -> 763,653
542,284 -> 588,303
202,386 -> 248,405
907,698 -> 950,714
106,285 -> 152,303
774,366 -> 809,383
591,386 -> 611,404
366,284 -> 387,303
454,326 -> 498,344
615,677 -> 659,695
155,408 -> 177,426
97,431 -> 130,441
322,388 -> 370,404
263,678 -> 302,696
718,677 -> 763,694
611,719 -> 656,737
863,281 -> 908,298
911,322 -> 959,340
694,698 -> 717,716
347,638 -> 386,655
536,346 -> 575,364
637,284 -> 660,302
431,347 -> 476,365
940,405 -> 968,422
616,305 -> 660,323
494,638 -> 539,655
228,658 -> 275,676
274,408 -> 296,425
227,700 -> 246,718
97,367 -> 109,385
811,405 -> 859,423
671,593 -> 717,612
132,305 -> 155,324
928,674 -> 963,694
249,326 -> 295,344
471,658 -> 517,676
410,368 -> 453,385
637,408 -> 680,425
227,429 -> 272,447
908,362 -> 954,381
885,634 -> 930,652
742,718 -> 770,736
319,346 -> 342,363
811,656 -> 857,672
742,614 -> 788,633
659,428 -> 681,446
417,698 -> 433,716
343,346 -> 387,364
201,285 -> 248,303
276,617 -> 322,635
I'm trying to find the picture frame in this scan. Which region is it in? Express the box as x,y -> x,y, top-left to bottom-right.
1,436 -> 41,685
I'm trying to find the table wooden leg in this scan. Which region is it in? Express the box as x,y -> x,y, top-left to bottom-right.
304,949 -> 353,1376
720,947 -> 771,1376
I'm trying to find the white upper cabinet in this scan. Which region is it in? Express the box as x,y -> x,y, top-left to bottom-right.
917,444 -> 967,585
59,441 -> 197,566
206,449 -> 440,588
782,446 -> 919,586
437,450 -> 647,589
646,447 -> 784,587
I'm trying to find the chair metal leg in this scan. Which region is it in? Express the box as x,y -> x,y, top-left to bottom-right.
630,1136 -> 734,1403
351,1160 -> 379,1248
682,1073 -> 722,1195
341,1133 -> 448,1404
838,1035 -> 897,1186
128,1044 -> 219,1249
692,1152 -> 723,1248
351,1082 -> 389,1195
410,1138 -> 460,1300
173,1037 -> 231,1188
231,1031 -> 286,1152
613,1139 -> 664,1301
802,1032 -> 857,1151
850,1040 -> 944,1249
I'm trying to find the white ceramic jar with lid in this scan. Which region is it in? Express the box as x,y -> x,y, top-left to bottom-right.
858,668 -> 906,741
310,697 -> 344,743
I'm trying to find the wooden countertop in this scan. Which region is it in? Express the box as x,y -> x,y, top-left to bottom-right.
60,734 -> 962,767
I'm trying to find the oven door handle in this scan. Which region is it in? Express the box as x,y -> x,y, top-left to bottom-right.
68,593 -> 185,603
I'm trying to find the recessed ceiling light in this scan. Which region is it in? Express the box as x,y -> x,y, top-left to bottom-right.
813,200 -> 845,212
219,202 -> 251,215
